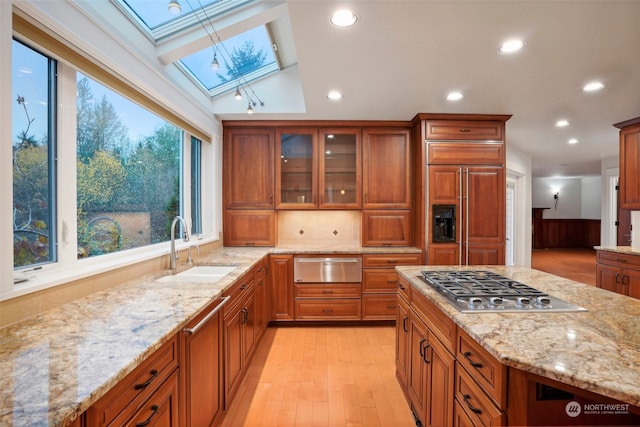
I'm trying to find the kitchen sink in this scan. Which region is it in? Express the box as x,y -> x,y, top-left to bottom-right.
156,265 -> 237,283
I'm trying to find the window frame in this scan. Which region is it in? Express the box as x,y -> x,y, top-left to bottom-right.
3,19 -> 219,302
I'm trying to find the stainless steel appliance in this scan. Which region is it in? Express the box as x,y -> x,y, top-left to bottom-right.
420,270 -> 587,313
294,257 -> 362,283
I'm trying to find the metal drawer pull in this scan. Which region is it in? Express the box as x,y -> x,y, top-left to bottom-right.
419,338 -> 427,357
463,394 -> 482,414
322,308 -> 333,313
402,316 -> 409,333
459,128 -> 471,133
296,258 -> 360,263
387,280 -> 397,284
387,304 -> 397,310
183,296 -> 231,335
322,290 -> 334,294
136,404 -> 159,427
422,343 -> 431,364
134,369 -> 158,390
463,351 -> 483,368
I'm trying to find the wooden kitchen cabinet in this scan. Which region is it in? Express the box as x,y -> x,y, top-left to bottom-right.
362,253 -> 421,320
253,257 -> 270,339
276,127 -> 361,209
223,274 -> 257,408
223,209 -> 275,246
270,254 -> 295,321
425,120 -> 504,141
363,128 -> 412,209
361,210 -> 411,246
614,117 -> 640,209
395,289 -> 410,391
223,128 -> 274,209
596,250 -> 640,299
179,296 -> 227,427
86,336 -> 179,426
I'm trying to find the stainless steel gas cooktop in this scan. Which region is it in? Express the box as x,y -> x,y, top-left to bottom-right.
420,270 -> 588,313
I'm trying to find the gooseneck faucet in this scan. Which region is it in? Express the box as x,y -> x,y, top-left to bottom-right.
170,215 -> 190,272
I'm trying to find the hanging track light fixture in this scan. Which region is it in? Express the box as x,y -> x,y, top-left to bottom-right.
168,0 -> 181,15
183,0 -> 265,114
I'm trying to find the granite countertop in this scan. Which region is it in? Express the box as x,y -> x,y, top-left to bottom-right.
594,245 -> 640,256
0,245 -> 421,426
396,265 -> 640,407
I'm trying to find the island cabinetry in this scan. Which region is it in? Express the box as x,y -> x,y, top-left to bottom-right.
614,117 -> 640,209
223,127 -> 275,246
596,250 -> 640,299
179,296 -> 228,427
223,271 -> 257,408
406,284 -> 456,427
270,254 -> 294,321
86,336 -> 179,426
395,285 -> 411,391
362,128 -> 412,246
276,127 -> 361,209
362,253 -> 421,320
455,329 -> 507,426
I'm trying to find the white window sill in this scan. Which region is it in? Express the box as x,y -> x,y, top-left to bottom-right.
3,235 -> 219,302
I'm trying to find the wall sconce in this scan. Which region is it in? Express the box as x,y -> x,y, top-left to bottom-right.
553,192 -> 559,210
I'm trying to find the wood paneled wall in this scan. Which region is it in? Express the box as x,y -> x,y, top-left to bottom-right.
533,212 -> 600,249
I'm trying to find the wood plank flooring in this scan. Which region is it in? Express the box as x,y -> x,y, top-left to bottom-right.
220,325 -> 414,427
531,248 -> 597,286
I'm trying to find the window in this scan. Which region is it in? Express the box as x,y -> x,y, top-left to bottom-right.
76,74 -> 183,258
12,40 -> 56,269
191,136 -> 202,235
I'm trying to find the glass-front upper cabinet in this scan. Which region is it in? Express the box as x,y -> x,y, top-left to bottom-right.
276,128 -> 317,208
275,128 -> 361,209
319,128 -> 361,209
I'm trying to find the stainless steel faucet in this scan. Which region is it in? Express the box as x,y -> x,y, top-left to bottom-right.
170,215 -> 190,272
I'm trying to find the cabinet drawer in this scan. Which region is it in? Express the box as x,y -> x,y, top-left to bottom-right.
362,253 -> 422,268
362,294 -> 397,320
597,250 -> 640,267
426,120 -> 503,141
125,370 -> 179,427
86,336 -> 178,426
455,363 -> 506,426
363,270 -> 399,292
223,274 -> 255,315
428,143 -> 504,165
457,329 -> 507,407
294,284 -> 361,298
295,299 -> 361,320
411,289 -> 457,353
397,275 -> 411,303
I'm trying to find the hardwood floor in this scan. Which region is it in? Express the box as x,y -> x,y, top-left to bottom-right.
531,248 -> 597,286
221,325 -> 414,427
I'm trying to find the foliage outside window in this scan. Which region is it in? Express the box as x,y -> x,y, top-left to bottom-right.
76,74 -> 182,258
12,40 -> 55,269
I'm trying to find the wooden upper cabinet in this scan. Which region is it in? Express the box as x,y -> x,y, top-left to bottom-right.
615,118 -> 640,209
426,120 -> 503,141
363,128 -> 412,209
276,128 -> 362,209
223,128 -> 274,209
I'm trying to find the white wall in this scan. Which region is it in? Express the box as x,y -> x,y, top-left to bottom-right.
506,145 -> 532,267
532,176 -> 601,219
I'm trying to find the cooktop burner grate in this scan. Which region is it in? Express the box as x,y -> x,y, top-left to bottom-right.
421,270 -> 548,299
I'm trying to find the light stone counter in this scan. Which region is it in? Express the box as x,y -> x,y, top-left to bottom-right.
594,245 -> 640,256
0,245 -> 421,426
396,265 -> 640,408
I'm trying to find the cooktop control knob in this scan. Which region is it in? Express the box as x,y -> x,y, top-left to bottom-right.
536,296 -> 552,308
516,297 -> 531,307
489,297 -> 503,307
468,297 -> 483,309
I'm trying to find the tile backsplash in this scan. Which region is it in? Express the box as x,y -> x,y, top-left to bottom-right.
278,211 -> 361,247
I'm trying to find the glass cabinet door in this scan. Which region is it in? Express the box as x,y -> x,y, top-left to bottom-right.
276,129 -> 317,208
319,129 -> 361,208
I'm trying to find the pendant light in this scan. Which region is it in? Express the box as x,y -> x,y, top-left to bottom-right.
247,103 -> 254,114
234,87 -> 242,100
210,52 -> 220,71
168,0 -> 181,15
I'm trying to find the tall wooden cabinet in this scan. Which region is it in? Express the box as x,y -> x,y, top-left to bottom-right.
223,128 -> 276,246
614,117 -> 640,209
415,114 -> 511,265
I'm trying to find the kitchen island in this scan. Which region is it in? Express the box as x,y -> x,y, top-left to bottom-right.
395,265 -> 640,426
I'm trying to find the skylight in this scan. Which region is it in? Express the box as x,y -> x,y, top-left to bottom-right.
116,0 -> 280,99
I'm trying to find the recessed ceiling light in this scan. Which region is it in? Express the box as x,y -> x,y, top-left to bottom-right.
446,91 -> 463,101
327,90 -> 343,101
568,138 -> 579,144
583,81 -> 605,92
498,39 -> 524,54
330,9 -> 358,28
555,119 -> 570,127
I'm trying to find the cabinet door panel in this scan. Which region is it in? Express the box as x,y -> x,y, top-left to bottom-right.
319,128 -> 362,208
270,255 -> 294,320
465,167 -> 505,245
596,264 -> 622,294
619,124 -> 640,209
223,307 -> 243,408
625,269 -> 640,299
363,128 -> 411,208
408,313 -> 429,425
223,129 -> 274,209
395,296 -> 410,389
223,210 -> 275,246
427,336 -> 455,427
362,210 -> 411,246
276,128 -> 317,208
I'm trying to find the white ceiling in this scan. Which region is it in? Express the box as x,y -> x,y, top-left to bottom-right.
83,1 -> 640,177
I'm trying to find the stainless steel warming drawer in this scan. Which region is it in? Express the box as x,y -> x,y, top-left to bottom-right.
293,256 -> 362,283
